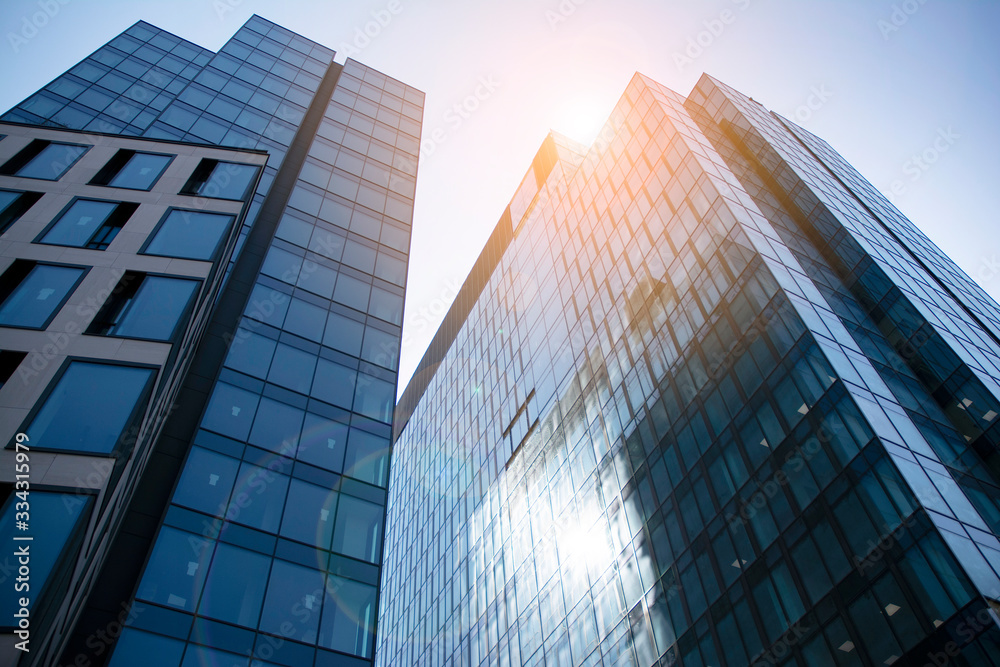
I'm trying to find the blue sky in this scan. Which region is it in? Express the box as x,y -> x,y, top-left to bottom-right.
2,0 -> 997,392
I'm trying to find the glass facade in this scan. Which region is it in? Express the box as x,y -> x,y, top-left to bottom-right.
380,74 -> 1000,666
1,13 -> 421,667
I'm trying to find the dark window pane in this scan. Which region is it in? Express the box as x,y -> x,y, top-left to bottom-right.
279,479 -> 336,548
323,311 -> 364,356
332,495 -> 382,563
248,397 -> 303,454
108,629 -> 184,667
27,361 -> 154,453
353,372 -> 393,423
144,209 -> 234,260
136,526 -> 214,612
0,189 -> 42,235
260,559 -> 324,644
172,447 -> 239,515
312,358 -> 355,409
0,491 -> 90,620
108,151 -> 172,189
182,159 -> 259,200
198,543 -> 270,627
231,461 -> 289,533
344,428 -> 389,487
266,343 -> 315,394
319,576 -> 376,658
39,199 -> 127,248
94,274 -> 199,340
0,263 -> 84,328
224,328 -> 277,378
201,381 -> 260,440
296,413 -> 348,473
1,141 -> 89,180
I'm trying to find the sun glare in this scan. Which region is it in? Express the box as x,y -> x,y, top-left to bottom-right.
552,95 -> 611,146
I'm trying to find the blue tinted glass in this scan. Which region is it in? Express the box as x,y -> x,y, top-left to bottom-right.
266,343 -> 315,394
112,275 -> 199,340
108,629 -> 184,667
224,329 -> 276,378
136,526 -> 213,612
297,413 -> 347,473
231,461 -> 289,532
40,199 -> 117,247
312,359 -> 355,409
16,142 -> 88,179
323,312 -> 364,356
279,479 -> 336,547
284,298 -> 326,342
260,559 -> 324,644
352,372 -> 393,423
198,161 -> 259,200
172,447 -> 239,515
27,362 -> 153,453
144,209 -> 234,260
0,492 -> 89,619
332,495 -> 382,563
180,644 -> 248,667
247,397 -> 303,454
344,428 -> 389,487
0,190 -> 20,212
361,327 -> 399,370
0,264 -> 84,328
319,576 -> 375,658
109,152 -> 172,189
201,382 -> 260,440
198,543 -> 270,627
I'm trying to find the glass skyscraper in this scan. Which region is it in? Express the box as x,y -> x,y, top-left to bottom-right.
0,15 -> 421,667
382,73 -> 1000,666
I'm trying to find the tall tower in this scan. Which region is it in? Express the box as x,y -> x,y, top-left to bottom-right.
381,73 -> 1000,666
0,15 -> 421,666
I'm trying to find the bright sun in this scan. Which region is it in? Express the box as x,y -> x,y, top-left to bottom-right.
551,96 -> 611,146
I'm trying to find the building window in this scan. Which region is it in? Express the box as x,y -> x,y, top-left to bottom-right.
23,360 -> 155,454
320,576 -> 376,658
0,261 -> 86,329
37,198 -> 138,250
87,271 -> 199,341
0,139 -> 89,180
180,158 -> 259,200
0,490 -> 92,627
0,351 -> 27,389
142,208 -> 235,261
0,189 -> 43,235
90,149 -> 173,190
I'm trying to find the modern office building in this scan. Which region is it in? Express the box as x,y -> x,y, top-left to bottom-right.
0,15 -> 421,667
382,73 -> 1000,666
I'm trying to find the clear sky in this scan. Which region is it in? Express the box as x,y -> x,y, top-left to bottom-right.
2,0 -> 998,395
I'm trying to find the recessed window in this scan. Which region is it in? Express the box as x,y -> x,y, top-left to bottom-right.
87,271 -> 200,341
0,351 -> 27,389
23,360 -> 155,454
142,208 -> 235,261
90,149 -> 173,190
0,260 -> 86,329
0,139 -> 89,180
37,198 -> 138,250
0,189 -> 43,235
180,158 -> 259,200
0,490 -> 91,627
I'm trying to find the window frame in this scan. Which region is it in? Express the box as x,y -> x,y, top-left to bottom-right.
34,196 -> 139,251
179,158 -> 260,201
139,206 -> 237,262
89,148 -> 175,191
0,188 -> 43,235
12,357 -> 159,456
85,270 -> 202,342
0,260 -> 88,330
0,139 -> 91,181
